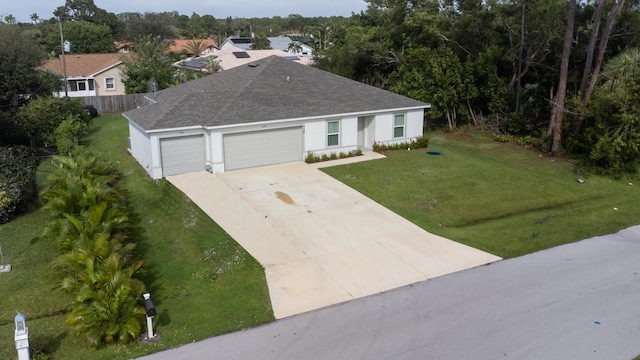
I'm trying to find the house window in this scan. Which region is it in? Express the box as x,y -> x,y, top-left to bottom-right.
327,121 -> 340,146
88,79 -> 94,91
393,114 -> 405,138
77,81 -> 86,91
68,80 -> 78,92
105,78 -> 115,90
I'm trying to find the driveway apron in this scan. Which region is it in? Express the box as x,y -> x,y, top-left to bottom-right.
167,162 -> 501,318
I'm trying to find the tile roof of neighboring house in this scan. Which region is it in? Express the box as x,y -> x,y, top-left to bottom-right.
125,55 -> 428,131
115,41 -> 132,51
41,53 -> 129,77
168,39 -> 218,54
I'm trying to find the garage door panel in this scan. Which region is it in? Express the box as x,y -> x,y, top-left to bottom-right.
161,135 -> 205,176
224,127 -> 302,171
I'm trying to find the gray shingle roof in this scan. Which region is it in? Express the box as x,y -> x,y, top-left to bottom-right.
124,56 -> 428,131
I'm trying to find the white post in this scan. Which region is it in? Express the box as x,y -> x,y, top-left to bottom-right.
146,315 -> 154,338
14,313 -> 30,360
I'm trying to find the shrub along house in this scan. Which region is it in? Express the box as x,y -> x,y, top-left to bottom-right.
124,56 -> 429,179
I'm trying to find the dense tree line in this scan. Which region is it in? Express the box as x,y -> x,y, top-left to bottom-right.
315,0 -> 640,176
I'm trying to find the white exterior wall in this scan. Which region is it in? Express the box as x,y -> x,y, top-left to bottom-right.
304,117 -> 358,158
374,113 -> 394,143
209,132 -> 225,173
304,121 -> 325,151
128,107 -> 425,179
341,117 -> 358,147
128,123 -> 153,178
372,110 -> 424,146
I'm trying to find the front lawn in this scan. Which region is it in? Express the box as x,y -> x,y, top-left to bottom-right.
0,114 -> 274,359
2,116 -> 638,358
322,131 -> 640,258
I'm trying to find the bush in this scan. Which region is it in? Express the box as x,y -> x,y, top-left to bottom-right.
373,135 -> 430,151
516,135 -> 540,148
0,146 -> 37,223
304,150 -> 363,164
18,97 -> 91,147
494,134 -> 513,143
55,114 -> 89,154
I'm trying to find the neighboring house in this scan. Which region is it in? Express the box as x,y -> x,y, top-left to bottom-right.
168,39 -> 218,56
125,56 -> 429,179
41,53 -> 129,97
173,46 -> 312,73
268,36 -> 314,58
221,36 -> 313,57
115,41 -> 132,53
220,36 -> 253,50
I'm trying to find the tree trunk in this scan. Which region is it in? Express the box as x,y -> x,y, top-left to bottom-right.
467,100 -> 477,127
551,0 -> 577,154
515,0 -> 526,113
579,0 -> 605,99
581,0 -> 625,108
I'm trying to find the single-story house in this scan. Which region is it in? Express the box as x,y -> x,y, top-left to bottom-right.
41,53 -> 129,97
173,46 -> 312,73
220,36 -> 253,50
268,36 -> 314,58
124,56 -> 429,179
168,39 -> 218,56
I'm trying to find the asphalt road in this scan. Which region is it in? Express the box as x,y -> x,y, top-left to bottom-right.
138,226 -> 640,360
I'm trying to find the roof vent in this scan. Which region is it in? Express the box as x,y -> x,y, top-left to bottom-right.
248,63 -> 259,68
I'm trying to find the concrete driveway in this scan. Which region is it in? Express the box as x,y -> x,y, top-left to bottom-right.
167,161 -> 500,318
139,226 -> 640,360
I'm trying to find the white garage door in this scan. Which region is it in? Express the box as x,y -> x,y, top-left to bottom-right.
160,135 -> 205,177
224,127 -> 303,171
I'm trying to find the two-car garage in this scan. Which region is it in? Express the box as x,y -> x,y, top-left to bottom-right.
159,127 -> 304,176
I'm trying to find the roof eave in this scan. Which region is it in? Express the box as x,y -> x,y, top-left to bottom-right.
89,61 -> 123,77
204,105 -> 430,131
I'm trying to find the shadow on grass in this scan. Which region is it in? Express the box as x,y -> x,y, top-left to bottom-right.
32,330 -> 68,357
126,191 -> 162,306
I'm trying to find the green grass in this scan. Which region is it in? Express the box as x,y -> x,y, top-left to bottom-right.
2,117 -> 639,358
0,114 -> 274,359
322,130 -> 640,259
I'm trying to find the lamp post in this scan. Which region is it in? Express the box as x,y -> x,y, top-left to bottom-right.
142,293 -> 156,339
14,313 -> 30,360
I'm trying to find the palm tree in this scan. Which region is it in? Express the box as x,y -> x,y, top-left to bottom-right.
599,47 -> 640,92
287,42 -> 303,55
184,40 -> 207,57
205,56 -> 222,73
41,150 -> 147,347
30,13 -> 39,24
3,14 -> 16,24
64,251 -> 146,347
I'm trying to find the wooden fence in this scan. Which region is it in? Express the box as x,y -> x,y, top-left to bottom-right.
81,94 -> 149,114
